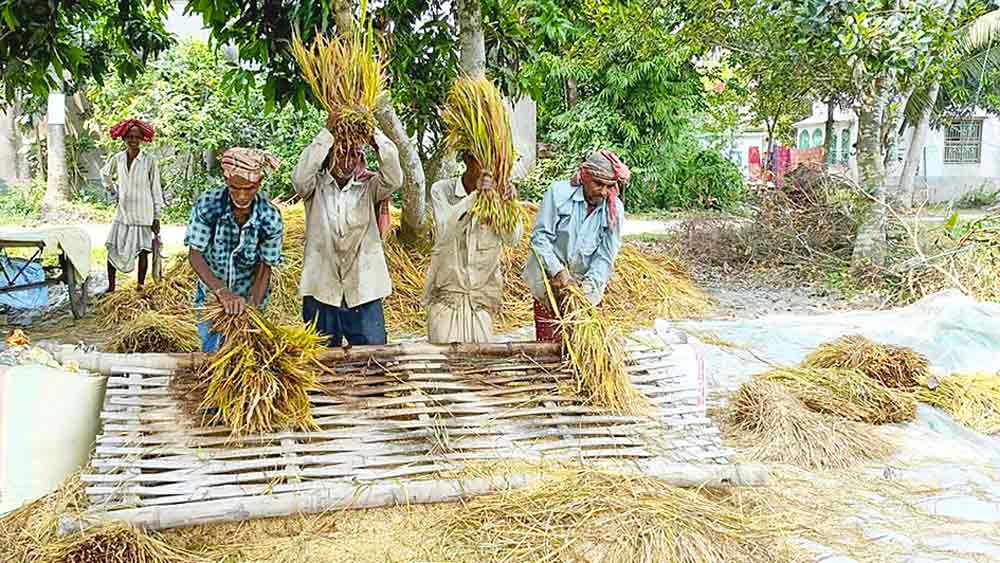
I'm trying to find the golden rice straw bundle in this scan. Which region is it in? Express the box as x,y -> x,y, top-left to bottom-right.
291,0 -> 385,166
762,367 -> 917,424
442,76 -> 523,235
802,335 -> 931,389
181,302 -> 326,436
549,281 -> 646,414
44,522 -> 206,563
445,467 -> 803,563
107,311 -> 200,353
915,373 -> 1000,434
0,474 -> 85,563
725,379 -> 894,469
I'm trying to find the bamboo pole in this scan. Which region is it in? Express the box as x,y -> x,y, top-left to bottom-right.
58,463 -> 767,535
40,341 -> 563,375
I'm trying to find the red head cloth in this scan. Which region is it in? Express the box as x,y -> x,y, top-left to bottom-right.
109,119 -> 155,143
570,150 -> 631,226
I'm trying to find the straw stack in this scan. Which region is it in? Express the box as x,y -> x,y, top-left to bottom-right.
725,379 -> 894,469
762,367 -> 917,425
802,335 -> 931,389
291,0 -> 385,166
441,76 -> 523,235
44,523 -> 206,563
106,312 -> 201,354
916,373 -> 1000,434
176,302 -> 326,436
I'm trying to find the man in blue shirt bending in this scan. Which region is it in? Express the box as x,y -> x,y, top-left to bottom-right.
523,150 -> 629,342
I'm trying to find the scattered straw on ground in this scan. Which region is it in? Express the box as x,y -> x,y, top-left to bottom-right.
724,379 -> 895,469
443,466 -> 806,563
95,204 -> 711,341
802,335 -> 931,389
106,311 -> 200,353
0,473 -> 86,563
762,366 -> 917,424
916,372 -> 1000,434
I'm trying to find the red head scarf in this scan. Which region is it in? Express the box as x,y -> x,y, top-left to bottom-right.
109,119 -> 155,143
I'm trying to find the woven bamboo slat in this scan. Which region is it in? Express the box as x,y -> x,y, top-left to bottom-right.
74,340 -> 732,530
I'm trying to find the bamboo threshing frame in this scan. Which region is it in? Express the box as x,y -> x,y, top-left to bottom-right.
51,340 -> 741,533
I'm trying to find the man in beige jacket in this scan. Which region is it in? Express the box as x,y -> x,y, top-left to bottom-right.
424,153 -> 522,343
292,111 -> 403,346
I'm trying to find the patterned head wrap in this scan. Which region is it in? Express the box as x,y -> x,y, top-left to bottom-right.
220,148 -> 281,186
570,150 -> 630,226
109,119 -> 155,143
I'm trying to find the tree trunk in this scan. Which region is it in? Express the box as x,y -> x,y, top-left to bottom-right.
0,103 -> 24,187
456,0 -> 487,78
898,81 -> 940,209
335,0 -> 428,246
851,93 -> 889,270
565,77 -> 578,109
823,99 -> 836,168
44,92 -> 71,212
376,96 -> 429,246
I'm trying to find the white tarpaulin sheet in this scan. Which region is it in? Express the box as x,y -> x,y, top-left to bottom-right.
666,290 -> 1000,562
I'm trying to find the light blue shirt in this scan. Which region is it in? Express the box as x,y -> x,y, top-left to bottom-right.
522,180 -> 624,305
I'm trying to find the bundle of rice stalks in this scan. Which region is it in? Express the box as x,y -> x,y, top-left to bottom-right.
0,474 -> 86,563
107,311 -> 200,353
291,2 -> 386,166
915,373 -> 1000,434
44,523 -> 205,563
802,335 -> 931,389
442,76 -> 523,234
762,366 -> 917,424
445,467 -> 803,563
179,302 -> 326,435
725,379 -> 894,469
552,283 -> 646,414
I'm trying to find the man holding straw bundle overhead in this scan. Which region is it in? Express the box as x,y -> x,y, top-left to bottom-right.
185,148 -> 284,353
290,20 -> 403,347
292,108 -> 402,347
425,77 -> 524,343
523,150 -> 629,342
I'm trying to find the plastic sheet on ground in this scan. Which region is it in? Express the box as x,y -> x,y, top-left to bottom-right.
0,258 -> 48,310
664,289 -> 1000,562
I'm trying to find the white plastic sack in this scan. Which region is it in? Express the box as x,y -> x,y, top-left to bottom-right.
0,364 -> 107,515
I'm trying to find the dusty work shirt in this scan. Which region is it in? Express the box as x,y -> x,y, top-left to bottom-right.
522,180 -> 624,305
184,187 -> 284,307
292,128 -> 403,308
101,150 -> 164,226
424,179 -> 523,343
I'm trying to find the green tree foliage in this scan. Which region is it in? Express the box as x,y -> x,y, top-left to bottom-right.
0,0 -> 173,100
88,40 -> 324,221
530,0 -> 712,211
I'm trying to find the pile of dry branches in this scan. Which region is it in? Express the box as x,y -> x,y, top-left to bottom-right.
680,164 -> 866,275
